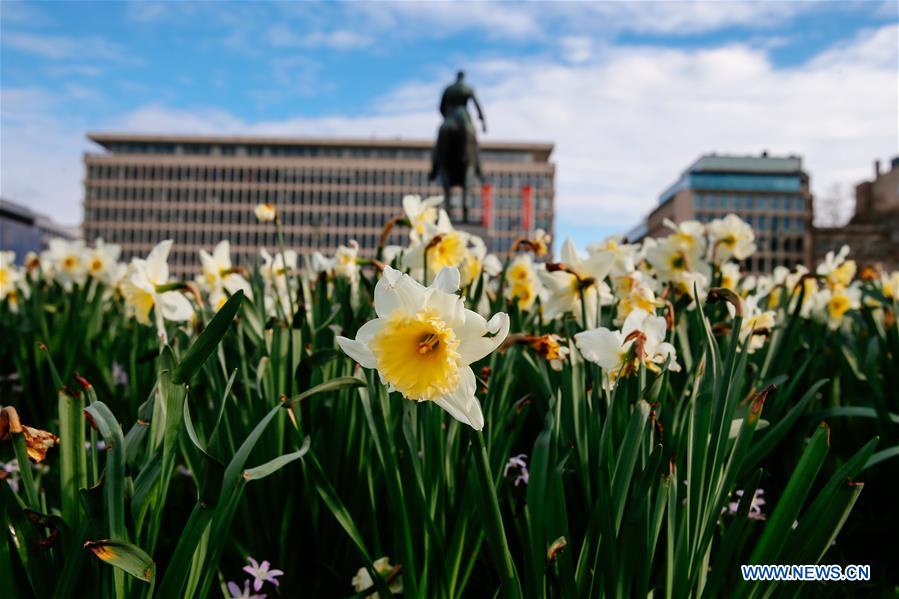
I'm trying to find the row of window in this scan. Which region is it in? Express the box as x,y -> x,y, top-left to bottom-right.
86,164 -> 552,190
695,193 -> 806,212
738,255 -> 807,272
694,211 -> 806,231
104,143 -> 539,163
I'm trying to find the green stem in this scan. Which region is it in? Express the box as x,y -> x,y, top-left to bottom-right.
472,430 -> 522,599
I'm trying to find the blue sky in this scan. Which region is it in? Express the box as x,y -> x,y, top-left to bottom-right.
2,1 -> 897,250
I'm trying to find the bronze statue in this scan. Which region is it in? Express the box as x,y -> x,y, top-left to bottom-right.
429,70 -> 486,223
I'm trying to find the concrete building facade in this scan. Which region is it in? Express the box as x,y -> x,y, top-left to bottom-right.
1,198 -> 80,262
813,157 -> 899,272
641,153 -> 813,272
82,133 -> 554,274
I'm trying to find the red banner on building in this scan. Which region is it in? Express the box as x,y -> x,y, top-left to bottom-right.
521,184 -> 533,232
481,183 -> 492,228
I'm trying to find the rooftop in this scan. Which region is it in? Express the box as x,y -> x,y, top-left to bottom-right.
87,132 -> 554,162
658,152 -> 807,204
686,153 -> 803,175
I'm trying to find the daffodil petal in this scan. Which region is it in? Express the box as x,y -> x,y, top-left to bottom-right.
159,291 -> 194,322
336,335 -> 377,369
431,267 -> 460,293
434,367 -> 484,430
374,266 -> 426,318
457,311 -> 510,364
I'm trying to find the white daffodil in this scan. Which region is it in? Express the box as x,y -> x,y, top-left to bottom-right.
1,251 -> 22,301
254,203 -> 276,222
42,239 -> 88,289
728,296 -> 776,353
708,214 -> 756,263
121,240 -> 194,342
645,221 -> 710,295
312,240 -> 362,284
574,308 -> 680,390
403,194 -> 445,245
588,236 -> 640,277
816,245 -> 856,289
336,266 -> 509,430
197,240 -> 252,301
333,240 -> 361,283
351,557 -> 403,598
882,270 -> 899,301
720,261 -> 741,291
458,235 -> 490,288
811,284 -> 861,330
83,239 -> 124,286
260,248 -> 297,317
505,254 -> 544,311
402,217 -> 477,283
538,238 -> 614,327
612,271 -> 659,325
531,228 -> 552,257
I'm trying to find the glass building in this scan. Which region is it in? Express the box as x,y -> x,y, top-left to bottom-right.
83,134 -> 555,275
643,153 -> 813,272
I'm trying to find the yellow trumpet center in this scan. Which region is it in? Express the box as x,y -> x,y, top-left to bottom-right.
827,294 -> 851,321
428,232 -> 466,272
370,310 -> 461,401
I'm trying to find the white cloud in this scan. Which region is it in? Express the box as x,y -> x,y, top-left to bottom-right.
268,25 -> 373,50
2,32 -> 132,62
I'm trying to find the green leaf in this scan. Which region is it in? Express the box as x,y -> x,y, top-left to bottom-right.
747,423 -> 830,565
84,539 -> 155,583
243,436 -> 311,481
282,375 -> 366,407
173,290 -> 243,384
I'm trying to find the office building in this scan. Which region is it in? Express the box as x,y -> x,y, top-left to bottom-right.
82,133 -> 555,275
637,153 -> 813,271
1,198 -> 80,262
813,157 -> 899,272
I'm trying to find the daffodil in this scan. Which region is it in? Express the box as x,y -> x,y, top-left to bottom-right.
336,266 -> 509,430
813,284 -> 860,329
42,239 -> 88,289
720,261 -> 741,291
644,222 -> 710,296
351,556 -> 403,598
708,214 -> 756,263
254,203 -> 277,222
728,296 -> 776,353
121,240 -> 194,342
403,194 -> 445,245
816,245 -> 856,289
574,308 -> 680,390
531,228 -> 552,257
84,239 -> 124,286
0,251 -> 22,301
197,240 -> 252,302
538,238 -> 614,327
612,271 -> 658,325
882,270 -> 899,300
588,236 -> 640,277
505,254 -> 544,310
260,247 -> 297,317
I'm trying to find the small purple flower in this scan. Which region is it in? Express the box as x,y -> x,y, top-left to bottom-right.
723,488 -> 766,521
111,361 -> 129,386
504,453 -> 529,486
227,579 -> 265,599
242,557 -> 284,592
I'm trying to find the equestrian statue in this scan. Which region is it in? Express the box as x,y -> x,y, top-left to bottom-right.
429,70 -> 487,223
